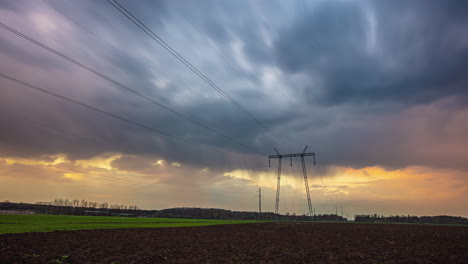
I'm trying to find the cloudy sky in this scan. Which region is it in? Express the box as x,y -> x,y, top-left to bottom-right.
0,0 -> 467,217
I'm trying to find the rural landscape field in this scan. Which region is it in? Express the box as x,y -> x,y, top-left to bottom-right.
2,0 -> 468,263
1,216 -> 467,263
0,214 -> 259,234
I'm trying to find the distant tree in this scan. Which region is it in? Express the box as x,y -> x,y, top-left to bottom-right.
80,200 -> 88,208
53,198 -> 61,206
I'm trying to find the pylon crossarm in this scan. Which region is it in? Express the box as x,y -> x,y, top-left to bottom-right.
269,153 -> 315,158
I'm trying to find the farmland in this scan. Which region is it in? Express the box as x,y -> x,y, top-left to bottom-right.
0,214 -> 259,234
1,219 -> 467,263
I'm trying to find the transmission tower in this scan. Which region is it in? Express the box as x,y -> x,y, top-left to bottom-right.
268,146 -> 316,216
255,188 -> 263,213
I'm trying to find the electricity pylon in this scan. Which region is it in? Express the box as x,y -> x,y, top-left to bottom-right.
255,188 -> 263,213
269,146 -> 316,216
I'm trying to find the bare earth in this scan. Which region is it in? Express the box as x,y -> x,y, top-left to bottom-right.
0,222 -> 467,264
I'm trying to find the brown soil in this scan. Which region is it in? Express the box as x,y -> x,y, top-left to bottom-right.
1,222 -> 467,264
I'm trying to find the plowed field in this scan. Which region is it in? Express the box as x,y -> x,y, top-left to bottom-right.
1,222 -> 467,264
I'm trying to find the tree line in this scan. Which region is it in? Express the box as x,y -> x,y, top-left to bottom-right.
355,214 -> 468,225
153,207 -> 347,221
1,200 -> 348,221
1,199 -> 150,217
36,198 -> 140,210
5,199 -> 466,224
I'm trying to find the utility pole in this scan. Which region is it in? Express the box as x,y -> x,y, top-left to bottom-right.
269,145 -> 316,216
255,188 -> 263,213
340,205 -> 343,217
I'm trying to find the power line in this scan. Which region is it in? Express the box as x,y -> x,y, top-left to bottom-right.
0,72 -> 273,200
0,72 -> 229,157
177,10 -> 283,146
106,0 -> 273,135
0,22 -> 260,155
41,0 -> 274,154
178,5 -> 291,149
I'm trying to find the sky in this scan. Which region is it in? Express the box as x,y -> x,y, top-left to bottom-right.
0,0 -> 467,218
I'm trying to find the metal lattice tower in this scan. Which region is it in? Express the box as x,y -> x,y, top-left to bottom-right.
255,188 -> 263,213
269,146 -> 316,216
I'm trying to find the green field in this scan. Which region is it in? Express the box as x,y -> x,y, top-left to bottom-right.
0,214 -> 260,234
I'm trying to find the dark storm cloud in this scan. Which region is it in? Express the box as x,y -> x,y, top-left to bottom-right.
1,0 -> 467,174
175,0 -> 280,66
275,0 -> 468,106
